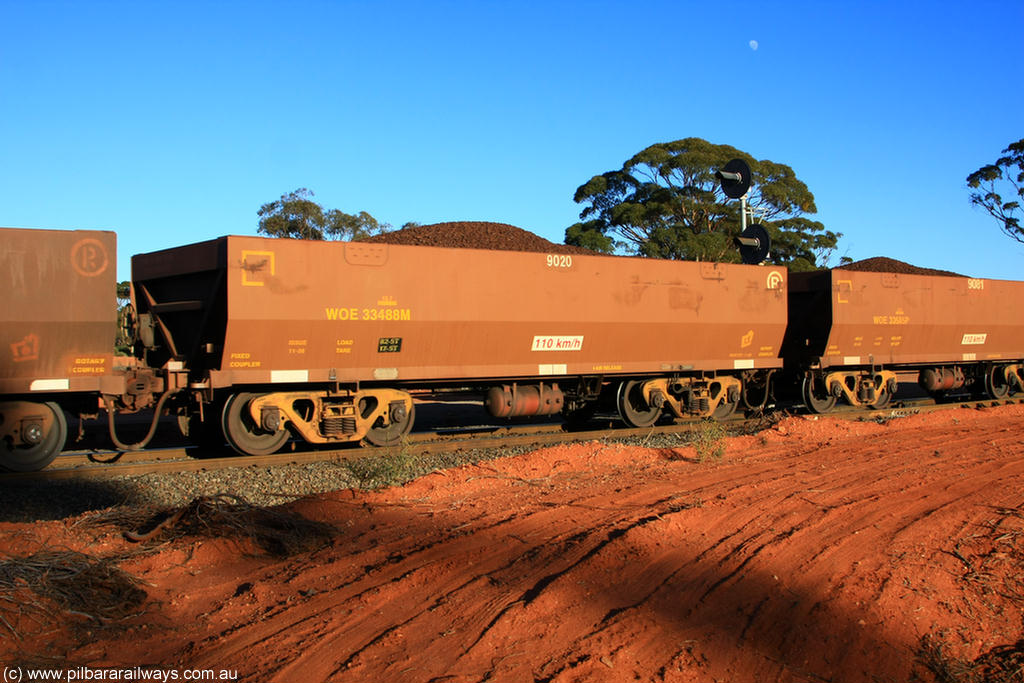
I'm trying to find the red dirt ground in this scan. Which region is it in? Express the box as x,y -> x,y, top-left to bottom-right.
3,404 -> 1024,682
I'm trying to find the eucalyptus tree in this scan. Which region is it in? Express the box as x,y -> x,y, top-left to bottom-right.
257,188 -> 389,241
967,138 -> 1023,245
566,138 -> 841,271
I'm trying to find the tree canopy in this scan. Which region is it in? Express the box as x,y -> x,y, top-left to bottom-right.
565,138 -> 842,271
257,188 -> 390,241
966,138 -> 1024,245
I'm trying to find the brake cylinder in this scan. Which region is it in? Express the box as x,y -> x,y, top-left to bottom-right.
919,367 -> 965,392
485,384 -> 565,418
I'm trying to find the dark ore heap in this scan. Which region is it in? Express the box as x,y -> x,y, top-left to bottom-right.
836,256 -> 965,278
362,221 -> 594,255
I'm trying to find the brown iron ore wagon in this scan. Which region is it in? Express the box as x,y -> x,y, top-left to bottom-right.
783,268 -> 1024,412
130,235 -> 788,455
1,228 -> 119,471
4,224 -> 1022,472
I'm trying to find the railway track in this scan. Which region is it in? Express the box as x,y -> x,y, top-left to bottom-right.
2,419 -> 710,482
4,395 -> 1022,483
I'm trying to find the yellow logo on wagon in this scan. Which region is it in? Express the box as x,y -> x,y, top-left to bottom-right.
241,250 -> 276,287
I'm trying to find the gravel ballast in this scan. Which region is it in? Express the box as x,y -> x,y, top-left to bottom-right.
0,422 -> 734,523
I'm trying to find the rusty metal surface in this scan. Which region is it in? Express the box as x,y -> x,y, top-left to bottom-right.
785,270 -> 1024,367
0,227 -> 117,394
130,238 -> 227,372
132,237 -> 789,387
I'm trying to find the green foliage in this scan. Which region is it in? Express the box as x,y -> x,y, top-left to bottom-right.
565,220 -> 616,253
343,446 -> 417,489
692,419 -> 727,462
565,138 -> 841,269
257,188 -> 391,241
115,281 -> 132,355
967,138 -> 1024,245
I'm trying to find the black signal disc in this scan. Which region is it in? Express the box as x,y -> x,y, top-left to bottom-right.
717,158 -> 751,199
736,224 -> 770,264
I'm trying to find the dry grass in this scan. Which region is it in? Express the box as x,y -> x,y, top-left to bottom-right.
918,635 -> 1024,683
948,505 -> 1024,607
0,550 -> 147,641
916,504 -> 1024,682
88,493 -> 338,557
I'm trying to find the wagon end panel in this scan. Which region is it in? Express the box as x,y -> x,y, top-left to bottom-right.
131,237 -> 229,373
781,270 -> 834,366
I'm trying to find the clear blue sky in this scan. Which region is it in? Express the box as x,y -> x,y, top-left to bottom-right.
2,0 -> 1021,281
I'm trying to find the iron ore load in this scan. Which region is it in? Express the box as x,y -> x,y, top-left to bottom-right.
1,172 -> 1023,471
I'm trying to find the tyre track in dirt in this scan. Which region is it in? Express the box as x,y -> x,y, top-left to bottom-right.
169,480 -> 678,680
283,498 -> 689,681
21,405 -> 1024,682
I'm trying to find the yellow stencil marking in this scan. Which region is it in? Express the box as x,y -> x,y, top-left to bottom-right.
241,250 -> 276,287
836,279 -> 852,304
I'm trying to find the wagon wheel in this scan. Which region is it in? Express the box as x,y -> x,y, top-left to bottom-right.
802,373 -> 837,414
869,378 -> 896,409
0,402 -> 67,472
221,393 -> 289,456
712,387 -> 740,420
363,399 -> 415,447
868,389 -> 891,409
616,380 -> 661,428
983,365 -> 1010,400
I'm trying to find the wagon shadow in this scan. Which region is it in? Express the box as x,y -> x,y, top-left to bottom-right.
0,479 -> 143,523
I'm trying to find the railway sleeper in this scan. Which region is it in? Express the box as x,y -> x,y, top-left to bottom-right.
244,389 -> 415,450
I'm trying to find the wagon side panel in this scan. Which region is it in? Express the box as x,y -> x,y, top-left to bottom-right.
210,237 -> 788,387
818,271 -> 1023,367
0,227 -> 116,394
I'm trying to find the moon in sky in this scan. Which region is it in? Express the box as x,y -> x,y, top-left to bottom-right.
749,40 -> 759,51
